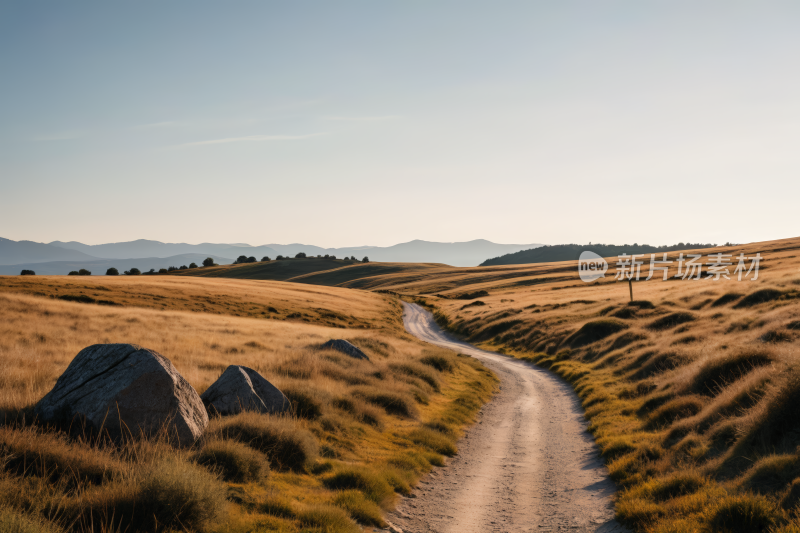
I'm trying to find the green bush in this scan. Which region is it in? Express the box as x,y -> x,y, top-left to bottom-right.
19,270 -> 35,276
105,268 -> 119,275
210,412 -> 318,472
323,467 -> 394,505
705,494 -> 776,533
202,257 -> 215,267
407,428 -> 457,456
296,504 -> 359,533
351,387 -> 418,418
194,439 -> 269,483
332,490 -> 386,527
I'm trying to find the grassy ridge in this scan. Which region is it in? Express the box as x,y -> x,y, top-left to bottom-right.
0,278 -> 497,533
403,236 -> 800,532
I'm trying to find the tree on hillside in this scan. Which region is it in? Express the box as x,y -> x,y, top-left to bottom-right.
124,268 -> 141,275
168,266 -> 177,272
350,256 -> 357,261
276,255 -> 285,260
261,256 -> 271,262
68,271 -> 79,276
189,263 -> 197,269
248,256 -> 256,263
329,255 -> 337,260
295,252 -> 307,258
20,270 -> 35,275
362,256 -> 369,263
234,255 -> 248,264
202,257 -> 215,267
106,268 -> 119,276
158,268 -> 168,274
78,269 -> 91,276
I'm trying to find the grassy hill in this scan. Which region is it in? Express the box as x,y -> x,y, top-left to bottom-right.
406,235 -> 800,532
0,274 -> 496,533
480,242 -> 718,266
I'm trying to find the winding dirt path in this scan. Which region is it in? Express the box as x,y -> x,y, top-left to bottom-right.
388,303 -> 628,533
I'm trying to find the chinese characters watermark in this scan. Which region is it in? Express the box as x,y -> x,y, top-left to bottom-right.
578,252 -> 762,283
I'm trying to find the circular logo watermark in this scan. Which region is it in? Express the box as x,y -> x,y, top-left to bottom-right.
578,251 -> 608,282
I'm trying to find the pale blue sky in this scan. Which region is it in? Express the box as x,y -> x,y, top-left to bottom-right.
2,1 -> 799,247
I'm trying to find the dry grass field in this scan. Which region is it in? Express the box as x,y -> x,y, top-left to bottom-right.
0,277 -> 497,533
386,236 -> 800,533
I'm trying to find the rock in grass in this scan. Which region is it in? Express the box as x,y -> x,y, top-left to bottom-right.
201,365 -> 290,416
35,344 -> 207,447
321,339 -> 369,361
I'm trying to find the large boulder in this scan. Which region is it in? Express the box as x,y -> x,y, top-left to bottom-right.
201,365 -> 290,416
35,344 -> 207,447
321,339 -> 369,361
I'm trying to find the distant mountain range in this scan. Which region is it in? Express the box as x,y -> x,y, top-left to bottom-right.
0,238 -> 542,274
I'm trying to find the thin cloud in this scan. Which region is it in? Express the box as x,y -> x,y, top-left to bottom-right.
324,115 -> 400,122
178,133 -> 325,147
32,131 -> 83,141
136,121 -> 175,129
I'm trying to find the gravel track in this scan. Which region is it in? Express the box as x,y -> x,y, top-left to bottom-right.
387,303 -> 628,533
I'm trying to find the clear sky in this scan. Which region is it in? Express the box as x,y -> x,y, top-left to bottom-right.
2,1 -> 799,247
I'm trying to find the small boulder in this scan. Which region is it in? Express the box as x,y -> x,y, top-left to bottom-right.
201,365 -> 290,416
320,339 -> 369,361
35,344 -> 207,447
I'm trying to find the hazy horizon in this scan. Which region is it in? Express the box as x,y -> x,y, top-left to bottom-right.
2,1 -> 799,247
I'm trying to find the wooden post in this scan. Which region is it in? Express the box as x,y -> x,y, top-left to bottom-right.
628,278 -> 633,302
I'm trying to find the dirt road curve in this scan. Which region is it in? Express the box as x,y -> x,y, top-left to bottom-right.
389,303 -> 628,533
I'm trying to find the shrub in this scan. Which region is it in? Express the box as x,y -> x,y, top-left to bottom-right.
68,271 -> 79,276
210,412 -> 318,472
323,467 -> 394,504
124,268 -> 141,275
332,490 -> 386,527
261,495 -> 295,518
0,427 -> 122,486
407,428 -> 457,456
194,439 -> 270,482
647,312 -> 696,330
712,292 -> 743,307
362,256 -> 369,263
105,267 -> 119,275
0,508 -> 60,533
295,252 -> 307,258
179,265 -> 187,270
331,397 -> 384,428
692,349 -> 773,395
202,257 -> 214,267
247,256 -> 256,263
158,268 -> 168,274
351,387 -> 418,418
261,256 -> 271,262
567,319 -> 628,347
78,269 -> 90,276
235,255 -> 248,264
283,387 -> 323,420
167,266 -> 176,272
389,363 -> 440,391
189,263 -> 197,268
646,397 -> 704,429
19,270 -> 35,275
420,353 -> 456,372
734,289 -> 784,308
89,458 -> 227,533
705,494 -> 776,533
296,504 -> 359,533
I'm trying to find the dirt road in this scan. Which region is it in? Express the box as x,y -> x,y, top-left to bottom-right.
390,303 -> 628,533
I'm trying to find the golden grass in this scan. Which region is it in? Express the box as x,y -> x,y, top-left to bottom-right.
0,276 -> 497,532
387,236 -> 800,533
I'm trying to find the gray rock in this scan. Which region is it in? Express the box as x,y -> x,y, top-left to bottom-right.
321,339 -> 369,361
35,344 -> 207,447
201,365 -> 290,416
